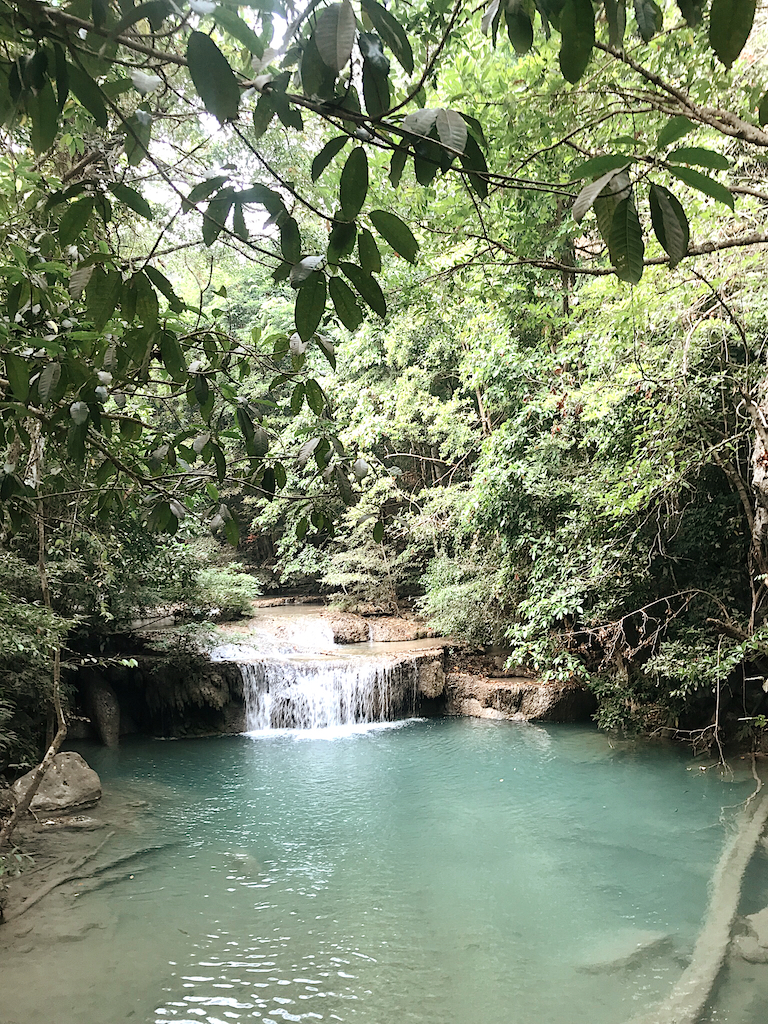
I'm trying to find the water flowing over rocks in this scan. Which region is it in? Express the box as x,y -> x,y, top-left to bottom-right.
11,752 -> 102,814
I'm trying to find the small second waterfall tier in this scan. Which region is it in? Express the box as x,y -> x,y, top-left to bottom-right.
238,656 -> 418,731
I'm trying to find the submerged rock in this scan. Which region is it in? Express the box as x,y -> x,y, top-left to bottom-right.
444,672 -> 596,722
734,906 -> 768,963
11,752 -> 102,814
578,928 -> 675,972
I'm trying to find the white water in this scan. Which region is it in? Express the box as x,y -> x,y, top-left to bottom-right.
238,656 -> 418,731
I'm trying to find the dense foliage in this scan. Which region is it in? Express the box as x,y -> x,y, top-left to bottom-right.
2,0 -> 768,764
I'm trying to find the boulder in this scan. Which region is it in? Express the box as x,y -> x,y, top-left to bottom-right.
321,611 -> 370,644
11,752 -> 102,814
416,656 -> 446,699
734,906 -> 768,963
444,672 -> 596,722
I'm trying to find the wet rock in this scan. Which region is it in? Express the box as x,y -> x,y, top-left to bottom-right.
85,675 -> 120,747
322,611 -> 370,644
579,929 -> 675,972
444,673 -> 596,723
11,752 -> 102,814
416,657 -> 445,699
734,907 -> 768,963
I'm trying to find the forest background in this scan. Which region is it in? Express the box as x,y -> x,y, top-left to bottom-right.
2,0 -> 768,781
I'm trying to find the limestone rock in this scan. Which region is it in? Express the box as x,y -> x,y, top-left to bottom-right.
321,611 -> 370,644
416,657 -> 446,699
734,906 -> 768,963
444,672 -> 596,723
85,675 -> 120,747
11,752 -> 102,814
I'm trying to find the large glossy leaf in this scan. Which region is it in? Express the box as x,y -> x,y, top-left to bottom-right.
301,31 -> 337,100
656,116 -> 695,150
37,361 -> 61,405
760,91 -> 768,127
668,165 -> 734,210
435,108 -> 467,158
675,0 -> 704,27
358,229 -> 381,275
295,271 -> 327,341
280,217 -> 301,263
572,165 -> 630,223
329,276 -> 363,331
187,31 -> 240,123
110,182 -> 153,219
649,183 -> 689,268
28,78 -> 58,154
290,256 -> 324,288
327,220 -> 357,263
402,108 -> 439,139
709,0 -> 756,69
559,0 -> 595,84
570,154 -> 634,180
360,0 -> 414,74
5,354 -> 30,401
252,92 -> 275,137
460,132 -> 489,199
203,191 -> 234,246
311,136 -> 348,182
369,210 -> 418,263
505,2 -> 533,54
609,196 -> 645,284
214,8 -> 263,55
339,147 -> 369,221
339,262 -> 386,317
667,147 -> 729,171
59,197 -> 95,245
160,329 -> 187,383
633,0 -> 662,42
314,1 -> 357,73
604,0 -> 626,47
360,34 -> 390,117
67,63 -> 107,128
87,266 -> 122,330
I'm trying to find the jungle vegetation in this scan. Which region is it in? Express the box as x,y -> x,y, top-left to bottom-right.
2,0 -> 768,780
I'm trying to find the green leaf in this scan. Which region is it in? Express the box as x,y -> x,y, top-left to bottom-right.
124,111 -> 152,166
335,464 -> 356,506
314,1 -> 357,73
132,272 -> 160,326
291,382 -> 306,415
362,50 -> 390,118
28,78 -> 58,154
329,275 -> 363,331
295,271 -> 327,341
675,0 -> 704,27
274,462 -> 287,490
67,63 -> 107,128
5,354 -> 30,401
435,108 -> 467,158
145,265 -> 184,312
339,262 -> 386,317
185,175 -> 229,209
572,165 -> 630,223
224,512 -> 239,547
214,8 -> 264,55
194,373 -> 210,406
360,0 -> 414,74
305,378 -> 325,416
760,91 -> 768,128
609,195 -> 645,284
87,266 -> 122,330
187,31 -> 240,123
666,147 -> 730,171
290,255 -> 324,288
301,31 -> 337,100
68,421 -> 87,465
358,228 -> 381,275
649,183 -> 689,268
327,220 -> 357,263
236,405 -> 255,445
280,216 -> 302,263
505,4 -> 534,55
656,116 -> 695,150
70,400 -> 89,425
203,191 -> 234,246
252,92 -> 275,138
389,148 -> 407,188
633,0 -> 662,42
460,132 -> 489,199
311,136 -> 348,182
604,0 -> 627,47
37,361 -> 61,405
296,516 -> 309,541
709,0 -> 756,69
369,209 -> 418,263
339,147 -> 369,221
373,520 -> 384,543
252,425 -> 269,459
212,441 -> 226,483
59,197 -> 94,245
232,203 -> 248,241
570,154 -> 634,180
559,0 -> 595,84
160,330 -> 187,382
668,165 -> 734,210
110,182 -> 153,219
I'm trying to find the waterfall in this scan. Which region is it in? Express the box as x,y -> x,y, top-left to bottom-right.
237,656 -> 417,731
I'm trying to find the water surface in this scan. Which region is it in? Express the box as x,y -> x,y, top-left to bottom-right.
3,719 -> 767,1024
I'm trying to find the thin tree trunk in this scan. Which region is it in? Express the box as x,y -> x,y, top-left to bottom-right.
0,496 -> 67,847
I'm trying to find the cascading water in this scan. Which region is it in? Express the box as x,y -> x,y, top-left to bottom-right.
238,655 -> 417,731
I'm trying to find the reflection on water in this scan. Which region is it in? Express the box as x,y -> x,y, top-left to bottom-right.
2,720 -> 768,1024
